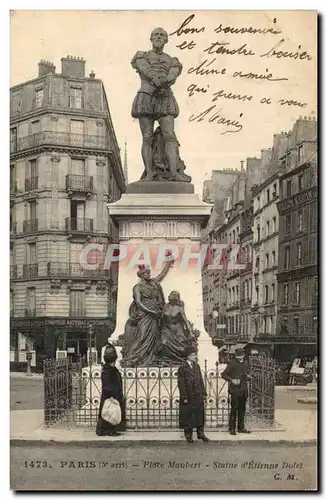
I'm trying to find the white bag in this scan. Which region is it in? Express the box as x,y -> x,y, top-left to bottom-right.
101,398 -> 121,426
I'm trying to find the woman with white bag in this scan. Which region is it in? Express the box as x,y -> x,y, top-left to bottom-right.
96,343 -> 126,436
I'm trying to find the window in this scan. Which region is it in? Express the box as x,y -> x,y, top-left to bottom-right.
70,120 -> 85,135
272,183 -> 277,197
283,284 -> 289,305
266,189 -> 270,203
31,120 -> 40,134
12,92 -> 21,113
272,250 -> 276,266
10,290 -> 14,316
69,87 -> 83,109
296,243 -> 302,266
298,174 -> 304,192
256,196 -> 260,208
271,283 -> 275,302
255,286 -> 259,302
265,285 -> 269,303
297,210 -> 304,231
28,243 -> 37,265
265,253 -> 269,268
286,180 -> 292,197
257,225 -> 261,241
70,290 -> 85,316
285,214 -> 291,233
34,88 -> 44,107
297,144 -> 304,164
273,216 -> 277,233
10,128 -> 17,153
310,201 -> 317,230
29,159 -> 37,178
266,221 -> 270,237
284,246 -> 290,269
71,158 -> 85,176
255,256 -> 259,270
263,316 -> 267,333
295,282 -> 300,304
10,164 -> 15,193
232,230 -> 235,244
29,201 -> 37,220
26,287 -> 36,316
294,317 -> 299,335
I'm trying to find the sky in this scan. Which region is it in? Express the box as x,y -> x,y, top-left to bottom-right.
10,10 -> 317,195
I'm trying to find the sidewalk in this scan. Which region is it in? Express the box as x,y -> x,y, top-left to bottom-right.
10,408 -> 317,446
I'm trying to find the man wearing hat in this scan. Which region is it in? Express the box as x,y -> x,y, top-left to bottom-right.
177,344 -> 209,443
221,346 -> 251,435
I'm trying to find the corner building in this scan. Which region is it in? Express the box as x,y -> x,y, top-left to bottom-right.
10,57 -> 126,369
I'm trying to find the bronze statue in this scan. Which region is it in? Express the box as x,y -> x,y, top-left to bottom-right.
157,291 -> 198,366
120,265 -> 166,367
131,27 -> 190,183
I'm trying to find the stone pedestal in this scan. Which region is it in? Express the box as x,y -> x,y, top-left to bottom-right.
107,192 -> 216,367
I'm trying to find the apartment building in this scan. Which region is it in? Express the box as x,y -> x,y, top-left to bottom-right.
276,116 -> 317,357
10,57 -> 126,368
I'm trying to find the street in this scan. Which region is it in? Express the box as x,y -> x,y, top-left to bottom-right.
10,377 -> 317,411
10,442 -> 317,491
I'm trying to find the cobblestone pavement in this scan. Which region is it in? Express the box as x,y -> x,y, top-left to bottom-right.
10,442 -> 317,491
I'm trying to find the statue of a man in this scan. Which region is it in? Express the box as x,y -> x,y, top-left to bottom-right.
131,27 -> 184,181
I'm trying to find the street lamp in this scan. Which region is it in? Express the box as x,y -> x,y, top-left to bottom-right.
87,324 -> 94,368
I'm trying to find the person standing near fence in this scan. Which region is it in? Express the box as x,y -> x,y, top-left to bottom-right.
177,344 -> 209,443
221,347 -> 251,436
96,343 -> 126,437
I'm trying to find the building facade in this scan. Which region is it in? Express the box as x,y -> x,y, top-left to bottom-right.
251,173 -> 280,339
276,117 -> 317,356
10,57 -> 126,368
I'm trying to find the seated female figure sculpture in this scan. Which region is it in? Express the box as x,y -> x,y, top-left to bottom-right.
157,291 -> 197,366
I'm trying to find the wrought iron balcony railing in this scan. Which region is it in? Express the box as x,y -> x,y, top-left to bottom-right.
25,177 -> 38,191
66,175 -> 93,193
23,219 -> 38,234
23,263 -> 39,278
12,131 -> 109,153
65,217 -> 93,233
10,265 -> 17,279
47,262 -> 110,278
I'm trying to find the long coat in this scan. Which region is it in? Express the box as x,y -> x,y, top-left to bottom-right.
177,361 -> 207,429
221,358 -> 249,397
96,363 -> 126,435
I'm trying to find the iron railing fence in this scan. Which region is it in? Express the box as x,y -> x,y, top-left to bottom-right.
43,355 -> 276,430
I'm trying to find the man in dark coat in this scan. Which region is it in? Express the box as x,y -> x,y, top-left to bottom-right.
221,347 -> 251,435
177,344 -> 209,443
96,343 -> 126,436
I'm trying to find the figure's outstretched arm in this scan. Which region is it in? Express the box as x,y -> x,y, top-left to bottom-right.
153,259 -> 174,283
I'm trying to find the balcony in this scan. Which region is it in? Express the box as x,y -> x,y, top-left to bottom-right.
66,175 -> 93,195
25,177 -> 38,192
25,309 -> 36,317
23,219 -> 38,234
10,265 -> 17,279
65,217 -> 93,233
12,131 -> 109,154
47,262 -> 110,279
23,264 -> 39,278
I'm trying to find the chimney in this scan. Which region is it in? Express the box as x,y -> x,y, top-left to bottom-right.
61,55 -> 86,78
240,161 -> 244,170
38,59 -> 56,77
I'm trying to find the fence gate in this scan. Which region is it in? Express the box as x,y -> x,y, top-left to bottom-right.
248,355 -> 276,427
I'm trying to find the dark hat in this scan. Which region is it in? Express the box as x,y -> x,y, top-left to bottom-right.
103,343 -> 117,363
184,344 -> 197,357
235,347 -> 245,356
